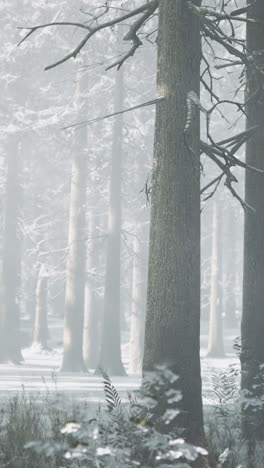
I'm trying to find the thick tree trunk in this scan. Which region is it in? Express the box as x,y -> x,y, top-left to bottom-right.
143,0 -> 204,443
83,209 -> 99,369
32,264 -> 49,349
97,68 -> 126,376
241,0 -> 264,442
0,142 -> 23,364
207,202 -> 225,358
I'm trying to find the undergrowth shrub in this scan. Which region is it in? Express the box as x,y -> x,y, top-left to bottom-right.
205,365 -> 243,468
0,388 -> 77,468
24,366 -> 208,467
6,364 -> 264,467
0,391 -> 48,468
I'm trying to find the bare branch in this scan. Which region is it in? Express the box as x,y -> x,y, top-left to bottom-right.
62,96 -> 165,130
106,0 -> 158,71
17,0 -> 158,71
230,6 -> 252,17
188,2 -> 263,25
184,93 -> 264,209
17,22 -> 91,46
106,39 -> 141,71
214,60 -> 242,69
201,173 -> 224,196
225,178 -> 255,212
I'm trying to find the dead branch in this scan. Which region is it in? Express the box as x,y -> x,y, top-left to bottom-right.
62,96 -> 165,130
17,22 -> 91,47
106,0 -> 158,71
188,2 -> 263,25
231,6 -> 251,17
199,126 -> 263,209
17,0 -> 158,71
184,90 -> 262,209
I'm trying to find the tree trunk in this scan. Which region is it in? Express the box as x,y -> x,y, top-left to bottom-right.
97,67 -> 126,376
32,264 -> 49,349
61,79 -> 87,372
0,280 -> 7,363
241,0 -> 264,442
143,0 -> 204,443
0,142 -> 23,364
224,206 -> 238,328
207,202 -> 225,358
83,209 -> 99,369
129,228 -> 147,375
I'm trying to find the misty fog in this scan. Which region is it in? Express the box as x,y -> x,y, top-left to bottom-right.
0,1 -> 263,467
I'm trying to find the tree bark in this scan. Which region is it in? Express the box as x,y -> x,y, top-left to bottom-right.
97,67 -> 126,376
142,0 -> 204,443
0,142 -> 23,364
32,264 -> 49,349
83,209 -> 100,369
129,227 -> 148,375
207,202 -> 225,358
61,79 -> 87,372
241,0 -> 264,441
224,206 -> 238,328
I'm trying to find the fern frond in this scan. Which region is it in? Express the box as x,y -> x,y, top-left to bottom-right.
100,369 -> 122,412
210,367 -> 239,418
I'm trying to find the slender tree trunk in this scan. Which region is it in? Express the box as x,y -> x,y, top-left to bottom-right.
83,209 -> 99,368
0,142 -> 23,364
129,229 -> 147,374
0,280 -> 7,363
25,274 -> 37,323
224,206 -> 238,328
207,202 -> 225,357
97,68 -> 126,376
241,0 -> 264,442
130,236 -> 145,374
61,79 -> 87,372
32,264 -> 49,349
143,0 -> 204,443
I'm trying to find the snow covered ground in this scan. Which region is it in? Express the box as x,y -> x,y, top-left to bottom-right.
0,343 -> 240,406
0,318 -> 240,404
0,346 -> 139,401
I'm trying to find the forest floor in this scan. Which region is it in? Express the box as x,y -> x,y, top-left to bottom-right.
0,317 -> 240,404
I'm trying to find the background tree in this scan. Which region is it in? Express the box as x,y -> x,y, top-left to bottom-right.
83,199 -> 99,370
97,66 -> 126,376
32,263 -> 49,349
61,76 -> 88,372
207,201 -> 225,358
0,139 -> 23,364
223,204 -> 240,328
